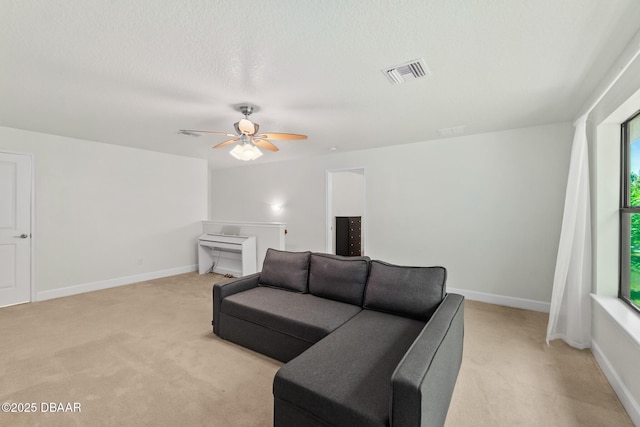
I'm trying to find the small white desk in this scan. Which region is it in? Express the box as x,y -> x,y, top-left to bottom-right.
197,234 -> 257,277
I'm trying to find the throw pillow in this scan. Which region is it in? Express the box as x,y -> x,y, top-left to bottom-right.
364,260 -> 446,320
308,253 -> 370,306
259,249 -> 311,293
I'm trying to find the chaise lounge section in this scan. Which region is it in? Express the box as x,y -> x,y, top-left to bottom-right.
212,249 -> 464,427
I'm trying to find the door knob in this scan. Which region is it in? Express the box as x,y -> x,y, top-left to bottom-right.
13,234 -> 28,239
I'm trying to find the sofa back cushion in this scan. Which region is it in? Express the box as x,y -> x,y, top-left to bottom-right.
259,249 -> 311,293
308,253 -> 370,306
363,260 -> 446,320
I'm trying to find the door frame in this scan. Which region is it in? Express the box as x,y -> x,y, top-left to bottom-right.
1,149 -> 35,304
325,167 -> 366,255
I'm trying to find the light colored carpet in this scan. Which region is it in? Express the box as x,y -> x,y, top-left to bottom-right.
0,272 -> 631,427
445,300 -> 631,427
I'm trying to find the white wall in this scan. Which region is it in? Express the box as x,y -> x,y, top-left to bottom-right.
210,122 -> 573,306
332,170 -> 365,217
0,126 -> 208,297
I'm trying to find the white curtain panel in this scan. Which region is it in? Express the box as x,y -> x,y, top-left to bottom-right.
546,114 -> 592,349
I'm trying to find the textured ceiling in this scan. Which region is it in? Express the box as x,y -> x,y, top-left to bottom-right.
2,0 -> 640,169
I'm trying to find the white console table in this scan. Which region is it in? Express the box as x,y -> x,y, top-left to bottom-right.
197,233 -> 257,277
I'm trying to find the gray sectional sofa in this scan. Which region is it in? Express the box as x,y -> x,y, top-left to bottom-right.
212,249 -> 464,427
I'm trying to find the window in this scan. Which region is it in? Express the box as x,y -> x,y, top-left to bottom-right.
620,109 -> 640,311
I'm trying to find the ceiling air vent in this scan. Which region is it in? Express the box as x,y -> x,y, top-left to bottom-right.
383,58 -> 430,84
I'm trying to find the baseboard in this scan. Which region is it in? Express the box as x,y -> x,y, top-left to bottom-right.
448,287 -> 550,313
592,339 -> 640,426
36,265 -> 197,302
37,275 -> 549,311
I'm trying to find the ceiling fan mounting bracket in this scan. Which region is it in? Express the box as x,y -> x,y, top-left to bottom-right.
235,104 -> 257,117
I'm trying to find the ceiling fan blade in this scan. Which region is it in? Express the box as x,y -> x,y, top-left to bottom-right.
212,138 -> 240,149
180,130 -> 237,137
258,133 -> 307,140
253,139 -> 279,152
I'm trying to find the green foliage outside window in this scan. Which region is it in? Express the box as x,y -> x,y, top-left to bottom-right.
630,173 -> 640,304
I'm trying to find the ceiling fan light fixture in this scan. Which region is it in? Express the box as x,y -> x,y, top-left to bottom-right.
235,118 -> 258,135
229,143 -> 263,161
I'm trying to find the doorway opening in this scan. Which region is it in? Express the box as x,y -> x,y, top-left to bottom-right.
326,168 -> 365,255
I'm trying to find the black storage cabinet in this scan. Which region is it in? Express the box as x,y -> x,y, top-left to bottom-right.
335,216 -> 362,256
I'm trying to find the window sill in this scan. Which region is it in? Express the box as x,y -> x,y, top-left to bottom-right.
591,294 -> 640,347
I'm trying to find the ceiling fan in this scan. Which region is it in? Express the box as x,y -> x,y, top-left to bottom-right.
179,105 -> 307,161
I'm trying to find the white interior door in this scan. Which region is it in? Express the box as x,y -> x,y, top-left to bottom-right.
0,153 -> 32,307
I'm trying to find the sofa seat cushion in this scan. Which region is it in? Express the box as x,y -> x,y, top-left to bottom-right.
274,309 -> 425,427
364,261 -> 446,321
221,287 -> 362,344
308,253 -> 370,305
